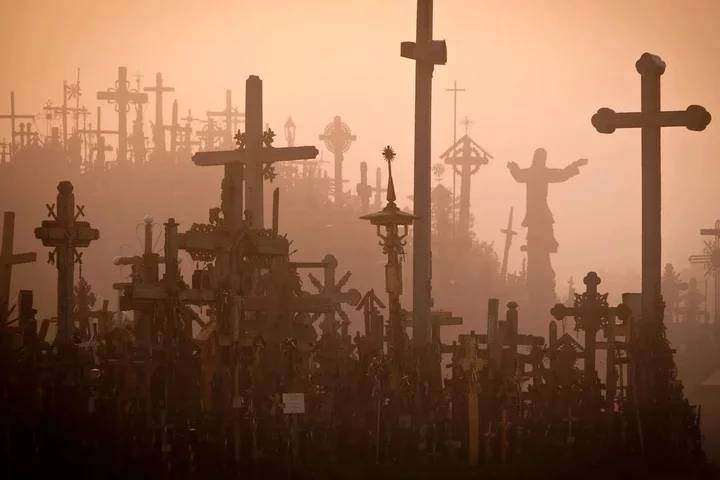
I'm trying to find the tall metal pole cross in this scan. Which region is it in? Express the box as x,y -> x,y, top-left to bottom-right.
591,52 -> 712,325
34,181 -> 100,345
192,75 -> 319,230
97,66 -> 149,165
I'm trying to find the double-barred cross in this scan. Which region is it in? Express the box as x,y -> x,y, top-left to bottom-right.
591,53 -> 712,325
34,181 -> 99,345
192,75 -> 319,230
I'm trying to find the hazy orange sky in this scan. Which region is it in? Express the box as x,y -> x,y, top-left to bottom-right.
2,0 -> 719,288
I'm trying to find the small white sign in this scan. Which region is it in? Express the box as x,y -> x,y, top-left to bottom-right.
282,393 -> 305,414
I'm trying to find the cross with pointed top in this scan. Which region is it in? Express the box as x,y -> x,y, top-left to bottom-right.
461,116 -> 473,134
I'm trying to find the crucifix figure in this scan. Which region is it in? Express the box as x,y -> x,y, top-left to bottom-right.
0,92 -> 35,159
192,75 -> 319,230
401,0 -> 447,349
508,148 -> 587,321
0,212 -> 37,326
499,207 -> 517,280
96,66 -> 149,165
319,116 -> 356,204
207,90 -> 245,149
144,72 -> 175,161
34,182 -> 99,345
591,52 -> 711,325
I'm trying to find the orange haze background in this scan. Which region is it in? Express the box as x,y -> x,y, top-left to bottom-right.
2,0 -> 720,296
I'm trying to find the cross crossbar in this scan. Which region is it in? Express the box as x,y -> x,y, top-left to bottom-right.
193,146 -> 319,167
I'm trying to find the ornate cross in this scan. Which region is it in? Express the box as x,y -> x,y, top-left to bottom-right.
591,53 -> 711,325
307,254 -> 362,337
319,116 -> 356,203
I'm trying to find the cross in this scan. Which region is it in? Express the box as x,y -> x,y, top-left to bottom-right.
550,272 -> 610,388
164,100 -> 181,159
0,138 -> 8,164
43,80 -> 89,147
97,66 -> 149,165
371,166 -> 387,209
591,53 -> 712,325
499,207 -> 517,279
356,289 -> 386,350
88,299 -> 112,338
78,107 -> 119,168
319,116 -> 356,203
460,116 -> 473,135
357,162 -> 372,214
306,254 -> 362,337
401,0 -> 447,348
445,80 -> 465,144
689,219 -> 720,322
196,117 -> 224,151
207,90 -> 245,149
181,109 -> 200,152
0,212 -> 37,326
144,72 -> 175,159
439,135 -> 492,242
34,181 -> 100,345
0,92 -> 35,158
192,75 -> 319,230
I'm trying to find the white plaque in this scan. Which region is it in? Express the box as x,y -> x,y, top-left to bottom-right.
282,393 -> 305,414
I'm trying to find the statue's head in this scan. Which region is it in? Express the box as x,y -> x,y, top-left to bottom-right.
531,148 -> 547,167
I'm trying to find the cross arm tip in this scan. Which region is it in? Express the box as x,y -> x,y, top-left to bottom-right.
685,105 -> 712,132
591,108 -> 617,134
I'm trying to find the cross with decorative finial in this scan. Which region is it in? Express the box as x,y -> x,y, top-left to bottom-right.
461,116 -> 473,134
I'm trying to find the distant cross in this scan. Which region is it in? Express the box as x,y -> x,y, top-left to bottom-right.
181,109 -> 200,152
319,116 -> 356,203
445,80 -> 466,144
460,116 -> 473,135
0,139 -> 8,164
207,90 -> 245,149
196,118 -> 224,151
43,80 -> 89,147
164,100 -> 181,159
192,75 -> 319,230
371,166 -> 387,209
499,207 -> 517,279
97,66 -> 149,165
34,182 -> 100,345
440,136 -> 492,242
592,53 -> 711,325
77,107 -> 119,168
0,212 -> 37,326
356,162 -> 372,214
0,92 -> 35,158
144,72 -> 175,159
689,219 -> 720,322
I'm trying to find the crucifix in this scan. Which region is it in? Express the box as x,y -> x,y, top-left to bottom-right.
689,219 -> 720,322
439,135 -> 492,243
499,207 -> 517,279
0,92 -> 35,159
192,75 -> 319,230
356,162 -> 372,214
164,100 -> 181,159
144,72 -> 175,160
207,90 -> 245,149
34,182 -> 100,345
319,116 -> 356,204
401,0 -> 447,350
591,52 -> 712,325
97,66 -> 149,165
0,212 -> 37,327
77,107 -> 119,169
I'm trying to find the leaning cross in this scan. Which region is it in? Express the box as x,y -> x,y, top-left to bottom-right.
0,212 -> 37,326
499,207 -> 517,279
192,75 -> 319,229
591,53 -> 711,325
97,66 -> 149,165
35,181 -> 100,345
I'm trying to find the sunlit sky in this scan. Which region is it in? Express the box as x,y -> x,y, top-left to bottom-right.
2,0 -> 719,286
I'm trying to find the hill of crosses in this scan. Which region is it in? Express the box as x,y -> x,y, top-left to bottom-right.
1,2 -> 719,479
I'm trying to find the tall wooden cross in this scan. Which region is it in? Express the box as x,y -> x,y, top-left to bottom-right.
192,75 -> 319,230
319,116 -> 356,203
34,182 -> 100,345
97,66 -> 149,165
144,72 -> 175,159
0,212 -> 37,326
401,0 -> 447,348
499,207 -> 517,279
439,135 -> 492,243
689,219 -> 720,322
77,107 -> 119,168
591,52 -> 711,325
0,92 -> 35,159
207,90 -> 245,149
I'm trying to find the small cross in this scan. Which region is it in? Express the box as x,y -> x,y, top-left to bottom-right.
460,116 -> 473,134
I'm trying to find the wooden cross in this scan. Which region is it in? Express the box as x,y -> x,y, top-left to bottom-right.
196,118 -> 224,151
78,107 -> 119,168
144,72 -> 175,158
34,181 -> 100,345
591,53 -> 712,325
43,80 -> 89,146
357,162 -> 373,214
460,116 -> 473,134
0,212 -> 37,326
0,92 -> 35,158
306,254 -> 362,337
192,75 -> 319,230
371,166 -> 387,209
181,109 -> 200,152
499,207 -> 517,279
97,66 -> 149,165
319,116 -> 356,203
689,219 -> 720,322
207,90 -> 245,149
439,135 -> 492,242
163,100 -> 182,159
356,289 -> 386,350
550,272 -> 610,387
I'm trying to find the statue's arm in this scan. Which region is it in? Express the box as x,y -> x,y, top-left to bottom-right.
548,160 -> 586,183
507,162 -> 528,183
